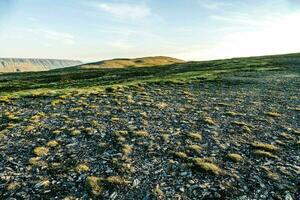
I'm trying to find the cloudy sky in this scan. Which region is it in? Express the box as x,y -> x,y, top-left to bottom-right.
1,0 -> 300,61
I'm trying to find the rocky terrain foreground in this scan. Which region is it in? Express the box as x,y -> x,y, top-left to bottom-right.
0,55 -> 299,199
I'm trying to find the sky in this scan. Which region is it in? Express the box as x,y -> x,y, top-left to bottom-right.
1,0 -> 300,62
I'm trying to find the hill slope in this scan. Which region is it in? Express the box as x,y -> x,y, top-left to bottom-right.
76,56 -> 184,69
0,58 -> 82,73
0,53 -> 299,199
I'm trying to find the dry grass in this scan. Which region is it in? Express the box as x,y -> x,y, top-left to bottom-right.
122,144 -> 133,155
70,130 -> 81,136
6,182 -> 21,190
192,158 -> 222,175
33,147 -> 49,157
85,176 -> 102,196
227,153 -> 243,162
46,140 -> 59,148
105,176 -> 130,185
251,143 -> 278,152
133,130 -> 149,137
226,111 -> 243,117
265,112 -> 281,117
153,185 -> 165,200
253,150 -> 276,158
203,117 -> 217,126
76,164 -> 90,173
187,132 -> 202,141
188,145 -> 203,153
175,152 -> 188,159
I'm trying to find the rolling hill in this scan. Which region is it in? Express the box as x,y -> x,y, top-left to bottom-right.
75,56 -> 185,69
0,58 -> 82,73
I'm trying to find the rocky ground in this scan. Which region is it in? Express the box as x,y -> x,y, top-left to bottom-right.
0,69 -> 299,199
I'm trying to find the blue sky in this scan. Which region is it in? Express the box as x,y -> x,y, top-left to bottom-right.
1,0 -> 300,61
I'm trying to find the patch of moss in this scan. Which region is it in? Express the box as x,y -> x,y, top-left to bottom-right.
33,147 -> 49,157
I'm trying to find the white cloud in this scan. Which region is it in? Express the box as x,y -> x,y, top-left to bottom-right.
96,2 -> 151,19
198,0 -> 230,10
23,28 -> 75,45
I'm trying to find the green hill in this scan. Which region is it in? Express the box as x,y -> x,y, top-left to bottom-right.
74,56 -> 185,69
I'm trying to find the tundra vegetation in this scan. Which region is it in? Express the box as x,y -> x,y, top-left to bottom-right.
0,53 -> 299,199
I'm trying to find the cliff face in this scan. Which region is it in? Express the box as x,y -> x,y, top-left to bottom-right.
0,58 -> 82,73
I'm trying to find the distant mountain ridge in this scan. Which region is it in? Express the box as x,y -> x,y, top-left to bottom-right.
0,58 -> 82,73
75,56 -> 185,69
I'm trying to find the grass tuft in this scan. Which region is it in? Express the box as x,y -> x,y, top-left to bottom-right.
33,147 -> 49,157
227,153 -> 243,162
192,158 -> 222,175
